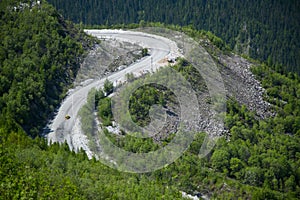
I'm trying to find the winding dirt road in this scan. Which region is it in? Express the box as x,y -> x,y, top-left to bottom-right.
46,29 -> 182,152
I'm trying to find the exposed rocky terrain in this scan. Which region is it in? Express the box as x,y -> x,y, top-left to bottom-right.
73,29 -> 274,156
153,51 -> 275,141
218,54 -> 274,119
135,30 -> 275,143
75,39 -> 143,86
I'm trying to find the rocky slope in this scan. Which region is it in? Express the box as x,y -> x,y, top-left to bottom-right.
75,39 -> 144,85
70,29 -> 274,155
218,54 -> 274,119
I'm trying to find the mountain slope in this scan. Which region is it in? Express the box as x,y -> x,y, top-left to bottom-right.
47,0 -> 300,74
0,0 -> 96,136
0,1 -> 299,199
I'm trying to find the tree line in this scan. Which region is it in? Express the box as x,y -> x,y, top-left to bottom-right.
1,0 -> 299,198
47,0 -> 300,74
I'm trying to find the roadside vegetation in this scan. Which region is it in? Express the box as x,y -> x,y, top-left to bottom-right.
0,0 -> 97,137
96,58 -> 300,198
2,57 -> 299,198
0,0 -> 299,199
77,89 -> 97,151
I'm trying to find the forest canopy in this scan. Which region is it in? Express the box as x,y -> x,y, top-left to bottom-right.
47,0 -> 300,74
0,0 -> 299,199
0,0 -> 96,136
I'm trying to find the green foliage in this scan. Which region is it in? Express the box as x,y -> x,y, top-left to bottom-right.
94,60 -> 300,197
211,150 -> 230,173
172,58 -> 207,92
212,74 -> 300,196
0,130 -> 183,199
0,0 -> 96,136
1,1 -> 300,199
252,65 -> 300,134
48,0 -> 300,74
112,64 -> 300,198
78,89 -> 96,145
97,97 -> 112,126
125,72 -> 135,82
141,48 -> 148,57
113,59 -> 205,130
2,61 -> 300,199
94,89 -> 105,105
103,79 -> 114,96
129,84 -> 168,126
103,129 -> 160,153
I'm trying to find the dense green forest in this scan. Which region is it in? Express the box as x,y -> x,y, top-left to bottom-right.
47,0 -> 300,74
0,1 -> 181,199
0,0 -> 97,136
2,59 -> 299,199
92,59 -> 300,199
1,0 -> 300,199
